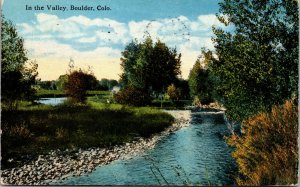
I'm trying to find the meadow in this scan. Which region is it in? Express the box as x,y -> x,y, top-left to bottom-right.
1,97 -> 174,169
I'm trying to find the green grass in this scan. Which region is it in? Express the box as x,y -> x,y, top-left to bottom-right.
35,89 -> 110,98
35,89 -> 65,97
1,101 -> 174,169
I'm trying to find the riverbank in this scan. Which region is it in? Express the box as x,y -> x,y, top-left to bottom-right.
185,102 -> 226,112
1,110 -> 191,185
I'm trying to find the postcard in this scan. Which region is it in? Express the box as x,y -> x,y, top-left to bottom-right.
1,0 -> 298,186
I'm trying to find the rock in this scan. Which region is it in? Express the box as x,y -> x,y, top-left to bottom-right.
19,172 -> 24,178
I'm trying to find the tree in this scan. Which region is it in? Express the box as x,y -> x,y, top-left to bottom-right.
211,0 -> 298,121
64,70 -> 98,103
120,37 -> 181,96
99,78 -> 118,90
119,39 -> 141,88
56,74 -> 68,91
176,79 -> 190,100
148,39 -> 181,94
37,80 -> 57,90
1,17 -> 38,110
167,84 -> 181,102
85,73 -> 99,90
188,50 -> 214,104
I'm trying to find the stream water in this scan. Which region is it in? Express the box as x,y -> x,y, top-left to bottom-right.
54,110 -> 237,185
36,97 -> 67,106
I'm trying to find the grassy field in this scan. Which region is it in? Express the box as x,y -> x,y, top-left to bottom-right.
36,88 -> 192,108
35,89 -> 109,98
1,101 -> 174,169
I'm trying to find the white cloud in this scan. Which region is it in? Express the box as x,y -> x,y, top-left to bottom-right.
36,13 -> 81,36
198,14 -> 223,28
18,23 -> 34,33
24,39 -> 121,59
127,14 -> 221,50
18,13 -> 224,79
78,37 -> 97,43
18,13 -> 129,43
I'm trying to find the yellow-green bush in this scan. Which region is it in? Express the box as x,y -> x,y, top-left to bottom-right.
10,123 -> 32,140
227,99 -> 298,185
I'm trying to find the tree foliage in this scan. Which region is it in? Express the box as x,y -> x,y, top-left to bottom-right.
37,80 -> 57,90
56,74 -> 68,91
114,86 -> 152,106
64,70 -> 98,103
176,79 -> 190,100
211,0 -> 298,121
188,50 -> 214,104
120,37 -> 181,95
1,17 -> 38,110
226,99 -> 298,185
167,84 -> 181,102
99,78 -> 118,90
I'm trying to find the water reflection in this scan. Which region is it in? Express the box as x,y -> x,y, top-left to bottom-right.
36,97 -> 66,106
55,110 -> 237,185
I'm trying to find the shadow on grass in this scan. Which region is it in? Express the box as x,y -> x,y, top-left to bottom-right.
1,102 -> 174,169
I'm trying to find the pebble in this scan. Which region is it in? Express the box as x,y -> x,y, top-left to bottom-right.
1,110 -> 191,185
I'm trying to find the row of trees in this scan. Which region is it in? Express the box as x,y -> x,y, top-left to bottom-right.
1,15 -> 188,107
1,16 -> 190,108
37,77 -> 118,91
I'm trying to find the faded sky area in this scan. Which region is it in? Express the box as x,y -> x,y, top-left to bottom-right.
2,0 -> 224,81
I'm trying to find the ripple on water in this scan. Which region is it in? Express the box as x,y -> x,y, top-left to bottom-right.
55,111 -> 237,185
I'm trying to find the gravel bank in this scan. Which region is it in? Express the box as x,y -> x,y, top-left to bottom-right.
1,110 -> 191,185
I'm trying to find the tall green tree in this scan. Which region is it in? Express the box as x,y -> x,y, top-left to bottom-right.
211,0 -> 298,121
120,37 -> 181,95
119,39 -> 142,88
188,50 -> 214,104
1,17 -> 38,110
56,74 -> 68,91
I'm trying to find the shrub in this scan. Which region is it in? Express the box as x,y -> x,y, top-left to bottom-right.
167,84 -> 181,102
10,123 -> 32,139
55,127 -> 69,140
114,86 -> 152,106
226,99 -> 298,185
64,70 -> 98,103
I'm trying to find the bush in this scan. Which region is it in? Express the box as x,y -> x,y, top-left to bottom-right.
226,99 -> 298,185
114,86 -> 152,106
167,84 -> 181,102
64,70 -> 98,103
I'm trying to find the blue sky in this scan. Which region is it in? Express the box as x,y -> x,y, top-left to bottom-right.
2,0 -> 223,80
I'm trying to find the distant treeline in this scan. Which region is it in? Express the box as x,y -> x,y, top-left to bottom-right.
36,78 -> 119,91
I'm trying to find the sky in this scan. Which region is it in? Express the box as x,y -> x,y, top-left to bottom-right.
2,0 -> 224,81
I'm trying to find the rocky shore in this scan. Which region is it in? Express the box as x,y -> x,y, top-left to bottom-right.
1,110 -> 191,185
185,102 -> 226,112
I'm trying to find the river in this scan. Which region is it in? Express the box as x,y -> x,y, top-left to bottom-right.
53,110 -> 237,185
36,97 -> 67,106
